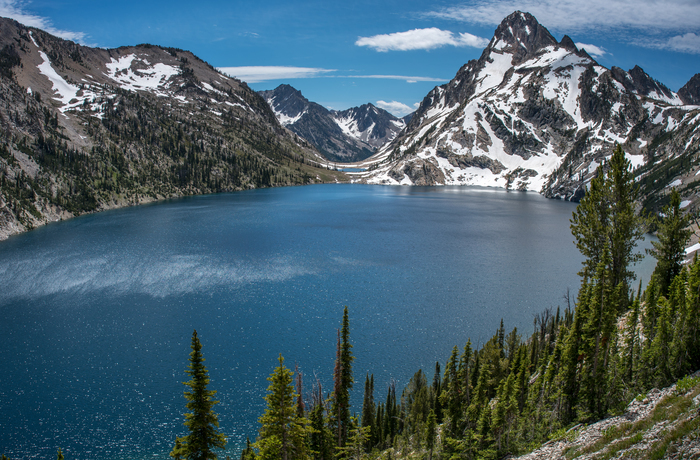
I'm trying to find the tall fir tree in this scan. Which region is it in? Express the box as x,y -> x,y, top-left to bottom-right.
648,188 -> 691,296
607,144 -> 645,295
431,361 -> 443,422
332,306 -> 354,451
570,144 -> 644,304
335,417 -> 369,460
424,410 -> 437,460
171,330 -> 226,460
360,373 -> 375,451
309,381 -> 332,460
440,346 -> 460,435
254,355 -> 313,460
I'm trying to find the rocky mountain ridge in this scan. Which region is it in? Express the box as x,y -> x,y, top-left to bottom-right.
354,11 -> 700,212
0,17 -> 344,240
260,84 -> 407,163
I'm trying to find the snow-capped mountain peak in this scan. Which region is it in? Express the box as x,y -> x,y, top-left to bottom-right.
487,11 -> 560,64
259,85 -> 406,163
355,11 -> 699,199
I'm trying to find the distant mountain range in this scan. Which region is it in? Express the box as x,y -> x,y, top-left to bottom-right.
0,17 -> 346,239
1,10 -> 699,240
352,11 -> 700,212
260,84 -> 409,163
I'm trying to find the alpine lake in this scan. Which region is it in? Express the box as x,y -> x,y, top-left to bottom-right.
0,184 -> 656,459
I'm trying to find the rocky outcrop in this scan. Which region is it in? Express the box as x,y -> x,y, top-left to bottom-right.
517,373 -> 700,460
679,74 -> 700,106
388,157 -> 446,185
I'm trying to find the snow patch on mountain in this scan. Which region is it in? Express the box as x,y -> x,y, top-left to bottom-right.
275,107 -> 304,126
35,48 -> 103,115
104,54 -> 180,95
36,51 -> 79,106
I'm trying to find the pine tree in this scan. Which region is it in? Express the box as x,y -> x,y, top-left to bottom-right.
360,374 -> 375,451
570,144 -> 644,303
578,250 -> 621,419
607,144 -> 645,295
431,361 -> 443,422
648,188 -> 691,295
332,306 -> 354,450
424,410 -> 437,460
239,438 -> 254,460
457,340 -> 473,415
440,346 -> 460,435
172,330 -> 226,460
255,354 -> 313,460
336,417 -> 369,460
295,363 -> 305,419
685,255 -> 700,370
57,448 -> 64,460
491,373 -> 518,457
309,381 -> 332,460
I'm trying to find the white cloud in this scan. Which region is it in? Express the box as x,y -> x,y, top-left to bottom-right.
218,66 -> 336,83
633,33 -> 700,54
356,27 -> 489,52
575,42 -> 607,58
427,0 -> 700,33
0,0 -> 87,43
427,1 -> 700,54
351,74 -> 447,83
664,33 -> 700,54
218,67 -> 449,84
376,100 -> 419,116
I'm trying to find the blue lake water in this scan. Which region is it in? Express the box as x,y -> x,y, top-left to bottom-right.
0,184 -> 655,459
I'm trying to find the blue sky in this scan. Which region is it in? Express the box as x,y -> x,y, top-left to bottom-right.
1,0 -> 698,116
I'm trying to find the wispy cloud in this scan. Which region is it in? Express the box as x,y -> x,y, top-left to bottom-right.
575,42 -> 607,58
356,28 -> 489,52
218,66 -> 448,84
376,100 -> 420,116
654,33 -> 700,54
350,74 -> 448,83
0,0 -> 87,43
425,0 -> 700,53
427,0 -> 700,32
218,66 -> 336,83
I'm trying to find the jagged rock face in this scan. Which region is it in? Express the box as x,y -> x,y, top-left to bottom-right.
260,84 -> 406,163
358,11 -> 699,203
610,65 -> 680,104
679,74 -> 700,105
333,103 -> 406,149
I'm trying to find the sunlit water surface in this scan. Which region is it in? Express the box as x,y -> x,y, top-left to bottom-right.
0,184 -> 655,459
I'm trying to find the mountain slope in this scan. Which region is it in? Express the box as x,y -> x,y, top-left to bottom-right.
519,373 -> 700,460
260,84 -> 406,163
356,11 -> 700,206
0,18 -> 344,240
